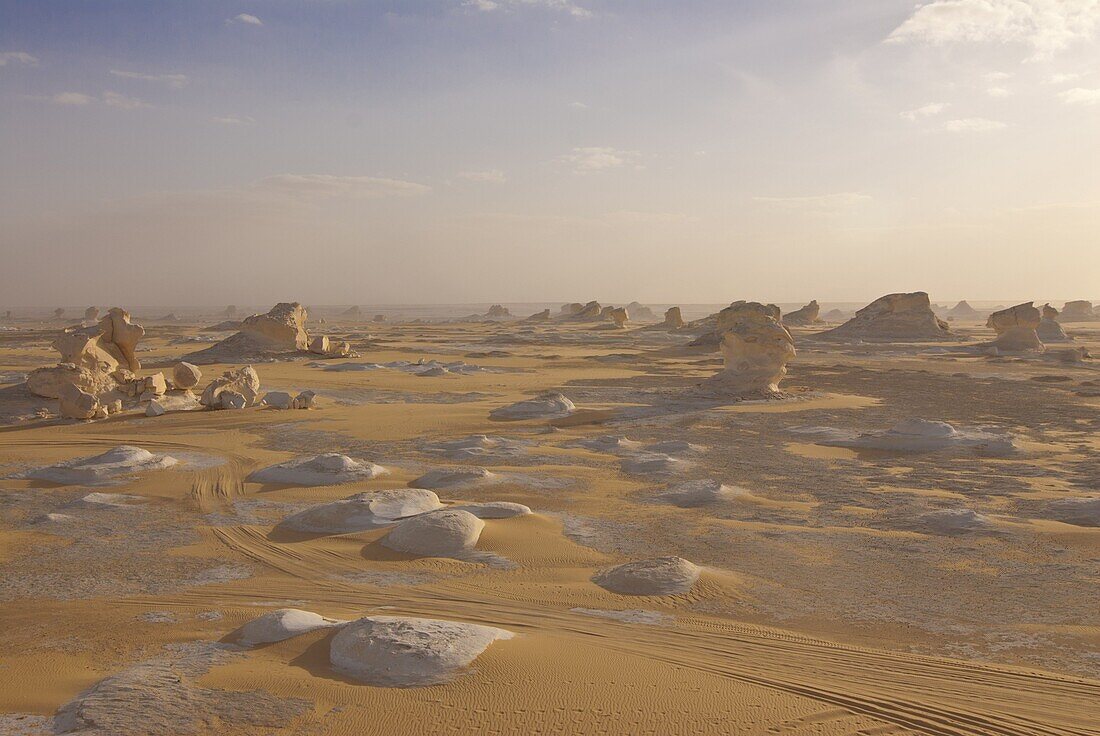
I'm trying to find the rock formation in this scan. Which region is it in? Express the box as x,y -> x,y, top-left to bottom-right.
184,302 -> 311,363
235,609 -> 345,647
98,307 -> 145,371
279,489 -> 442,533
945,301 -> 978,320
341,305 -> 361,318
984,302 -> 1044,352
1061,300 -> 1098,321
822,308 -> 848,322
593,557 -> 701,595
53,308 -> 65,320
663,307 -> 684,329
490,392 -> 576,420
559,302 -> 584,317
1037,303 -> 1070,342
308,335 -> 354,358
84,306 -> 99,322
783,300 -> 822,326
818,292 -> 950,341
172,362 -> 202,390
59,382 -> 101,420
486,304 -> 511,318
525,308 -> 551,322
703,302 -> 794,396
382,509 -> 484,556
199,365 -> 260,409
625,302 -> 656,321
223,305 -> 237,317
608,307 -> 629,328
249,453 -> 385,485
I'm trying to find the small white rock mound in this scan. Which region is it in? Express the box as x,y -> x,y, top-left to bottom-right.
248,453 -> 386,486
1045,497 -> 1100,527
24,445 -> 178,485
280,489 -> 443,533
489,392 -> 576,421
450,501 -> 532,519
916,508 -> 994,534
382,509 -> 484,556
657,479 -> 742,508
620,454 -> 691,476
235,608 -> 346,647
409,467 -> 496,489
817,419 -> 1018,456
593,557 -> 701,596
330,616 -> 513,687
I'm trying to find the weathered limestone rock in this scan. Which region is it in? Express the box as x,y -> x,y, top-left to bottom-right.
146,401 -> 167,417
98,307 -> 145,371
575,301 -> 602,320
1061,300 -> 1098,322
663,307 -> 684,329
84,306 -> 99,322
526,309 -> 551,322
309,334 -> 353,357
608,307 -> 629,328
262,391 -> 294,409
819,292 -> 950,341
985,302 -> 1044,353
139,372 -> 168,400
241,302 -> 309,349
625,302 -> 656,321
1037,304 -> 1070,342
26,363 -> 117,400
704,302 -> 795,396
947,300 -> 979,320
294,390 -> 317,409
783,300 -> 822,326
559,302 -> 584,316
224,305 -> 238,317
341,305 -> 362,318
172,362 -> 202,390
309,335 -> 331,355
486,304 -> 511,318
53,330 -> 120,373
59,383 -> 100,420
200,366 -> 260,409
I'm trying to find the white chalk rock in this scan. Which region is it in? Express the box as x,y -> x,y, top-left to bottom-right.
172,362 -> 202,389
200,365 -> 260,409
261,391 -> 294,409
409,467 -> 496,490
145,401 -> 166,417
24,445 -> 178,485
249,453 -> 387,486
705,301 -> 795,396
819,292 -> 950,342
489,392 -> 575,420
593,557 -> 701,595
330,616 -> 513,686
985,302 -> 1044,353
382,509 -> 484,556
280,489 -> 443,533
236,608 -> 345,647
658,479 -> 742,507
58,382 -> 101,420
450,501 -> 532,519
294,390 -> 317,409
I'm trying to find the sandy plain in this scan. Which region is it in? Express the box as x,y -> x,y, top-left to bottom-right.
0,307 -> 1098,735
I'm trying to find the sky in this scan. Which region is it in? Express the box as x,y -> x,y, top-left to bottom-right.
1,0 -> 1099,307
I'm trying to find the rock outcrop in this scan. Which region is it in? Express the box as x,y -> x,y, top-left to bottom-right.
59,382 -> 101,420
1061,300 -> 1098,322
947,301 -> 979,320
172,362 -> 202,390
704,302 -> 795,396
525,309 -> 551,322
184,302 -> 310,364
84,306 -> 99,322
341,305 -> 361,318
625,302 -> 656,321
99,307 -> 145,371
818,292 -> 950,342
663,307 -> 684,329
783,300 -> 821,326
486,304 -> 511,318
308,335 -> 354,358
1037,304 -> 1070,342
199,366 -> 260,409
984,302 -> 1044,352
608,307 -> 629,328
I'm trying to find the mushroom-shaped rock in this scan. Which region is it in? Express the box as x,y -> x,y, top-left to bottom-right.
663,307 -> 684,329
382,509 -> 484,556
236,609 -> 345,647
58,382 -> 100,420
1037,304 -> 1070,342
819,292 -> 950,341
593,557 -> 701,595
200,365 -> 260,409
489,392 -> 575,420
783,300 -> 822,326
172,362 -> 202,390
249,453 -> 386,486
280,489 -> 443,534
705,301 -> 795,396
985,302 -> 1044,352
329,616 -> 513,687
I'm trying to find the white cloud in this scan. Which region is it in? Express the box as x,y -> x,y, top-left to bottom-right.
752,193 -> 872,215
900,102 -> 948,120
211,114 -> 256,125
943,117 -> 1009,131
1059,86 -> 1100,103
568,101 -> 588,109
457,169 -> 507,183
110,69 -> 189,88
1048,71 -> 1082,83
0,51 -> 38,67
51,92 -> 93,106
229,13 -> 264,26
556,147 -> 641,173
984,71 -> 1013,81
886,0 -> 1100,59
102,90 -> 150,109
463,0 -> 591,18
252,174 -> 431,199
987,85 -> 1013,97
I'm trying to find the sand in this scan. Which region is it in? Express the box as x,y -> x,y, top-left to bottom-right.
0,312 -> 1098,735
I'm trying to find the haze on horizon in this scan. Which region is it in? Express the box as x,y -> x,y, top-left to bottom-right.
2,0 -> 1098,308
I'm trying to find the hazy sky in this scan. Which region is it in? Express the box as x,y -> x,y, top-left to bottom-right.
2,0 -> 1098,307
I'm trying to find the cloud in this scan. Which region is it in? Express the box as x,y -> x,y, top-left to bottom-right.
211,114 -> 256,125
1059,86 -> 1100,103
463,0 -> 591,18
568,101 -> 588,109
943,117 -> 1009,131
228,13 -> 263,26
51,92 -> 93,105
102,91 -> 150,109
886,0 -> 1100,59
1048,71 -> 1082,83
752,193 -> 872,215
252,174 -> 430,199
556,147 -> 641,173
457,169 -> 507,183
0,51 -> 38,67
900,102 -> 948,120
110,69 -> 188,88
987,85 -> 1013,97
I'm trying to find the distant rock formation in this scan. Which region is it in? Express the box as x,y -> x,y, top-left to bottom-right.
559,302 -> 584,317
372,314 -> 386,323
783,300 -> 821,326
608,307 -> 629,328
309,335 -> 354,358
625,302 -> 656,321
821,308 -> 848,322
184,302 -> 312,364
663,307 -> 684,329
525,309 -> 551,322
84,306 -> 99,322
818,292 -> 950,342
1061,300 -> 1098,322
1037,304 -> 1070,342
689,301 -> 781,349
53,308 -> 65,320
947,300 -> 979,320
575,300 -> 603,320
984,302 -> 1044,353
704,301 -> 795,396
341,305 -> 362,318
486,304 -> 511,318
